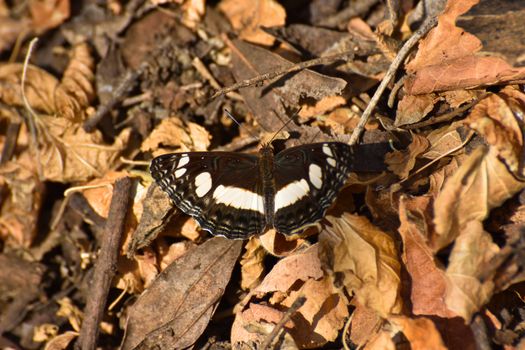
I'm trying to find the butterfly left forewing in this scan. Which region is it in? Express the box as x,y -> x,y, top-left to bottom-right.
150,152 -> 266,239
272,142 -> 354,234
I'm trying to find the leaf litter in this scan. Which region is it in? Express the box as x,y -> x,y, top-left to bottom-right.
0,1 -> 525,350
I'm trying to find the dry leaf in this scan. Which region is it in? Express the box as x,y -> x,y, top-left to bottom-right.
219,0 -> 286,45
398,195 -> 456,318
0,155 -> 44,247
395,94 -> 439,126
465,87 -> 525,176
320,214 -> 402,317
141,117 -> 211,153
444,220 -> 499,321
240,237 -> 266,290
54,42 -> 95,122
433,147 -> 525,251
43,331 -> 78,350
29,0 -> 70,34
121,237 -> 243,350
405,0 -> 525,94
346,301 -> 382,347
385,134 -> 430,179
389,316 -> 447,350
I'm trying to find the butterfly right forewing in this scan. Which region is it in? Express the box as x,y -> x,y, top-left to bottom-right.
150,152 -> 267,239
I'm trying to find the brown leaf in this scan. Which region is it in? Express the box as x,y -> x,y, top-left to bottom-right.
54,43 -> 96,122
141,116 -> 211,154
398,195 -> 456,318
320,214 -> 402,317
465,87 -> 525,176
38,117 -> 131,182
389,316 -> 447,350
29,0 -> 70,34
240,237 -> 266,290
0,155 -> 44,247
237,245 -> 348,348
346,301 -> 382,348
433,147 -> 525,251
121,237 -> 242,350
219,0 -> 286,46
385,134 -> 430,179
405,0 -> 525,94
43,331 -> 78,350
423,123 -> 464,160
395,94 -> 439,126
444,220 -> 499,321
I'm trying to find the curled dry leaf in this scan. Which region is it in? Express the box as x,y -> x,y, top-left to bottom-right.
433,147 -> 525,321
219,0 -> 286,45
43,331 -> 78,350
234,244 -> 348,348
444,220 -> 499,322
37,117 -> 131,182
240,237 -> 266,290
405,0 -> 525,94
389,316 -> 446,350
0,153 -> 44,247
319,214 -> 402,317
423,122 -> 464,160
465,87 -> 525,176
29,0 -> 70,34
141,116 -> 211,154
433,147 -> 525,251
54,42 -> 96,122
385,134 -> 430,179
395,94 -> 439,127
121,237 -> 243,350
398,195 -> 456,318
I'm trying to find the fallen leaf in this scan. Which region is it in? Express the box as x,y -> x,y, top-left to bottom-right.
395,94 -> 439,126
319,214 -> 402,317
385,134 -> 430,179
389,316 -> 447,350
30,0 -> 70,34
43,331 -> 78,350
240,237 -> 266,290
433,147 -> 525,251
121,237 -> 243,350
346,301 -> 382,348
465,87 -> 525,176
405,0 -> 525,94
219,0 -> 286,45
398,195 -> 456,318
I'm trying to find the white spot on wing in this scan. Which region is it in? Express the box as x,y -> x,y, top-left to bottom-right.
175,168 -> 186,178
177,155 -> 189,168
212,185 -> 264,214
195,172 -> 212,197
274,179 -> 310,212
327,157 -> 336,167
309,164 -> 323,189
322,144 -> 334,157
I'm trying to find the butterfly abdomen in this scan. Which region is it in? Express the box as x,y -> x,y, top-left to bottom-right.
259,145 -> 276,227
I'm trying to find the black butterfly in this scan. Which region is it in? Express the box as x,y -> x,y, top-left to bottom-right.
150,142 -> 382,239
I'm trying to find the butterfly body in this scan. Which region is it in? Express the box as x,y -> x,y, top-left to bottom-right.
150,142 -> 356,239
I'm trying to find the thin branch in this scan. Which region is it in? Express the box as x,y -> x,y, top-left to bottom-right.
212,51 -> 354,99
259,296 -> 306,350
349,15 -> 439,145
76,177 -> 133,350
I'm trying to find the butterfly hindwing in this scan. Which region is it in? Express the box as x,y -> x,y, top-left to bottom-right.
272,142 -> 354,234
150,152 -> 267,239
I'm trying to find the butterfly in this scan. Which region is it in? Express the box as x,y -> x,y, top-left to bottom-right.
150,141 -> 382,239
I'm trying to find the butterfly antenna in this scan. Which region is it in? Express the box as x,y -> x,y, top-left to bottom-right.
269,107 -> 302,144
224,109 -> 261,142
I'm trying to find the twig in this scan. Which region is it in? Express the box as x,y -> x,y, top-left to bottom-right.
349,15 -> 438,145
20,37 -> 44,180
259,296 -> 306,350
76,177 -> 133,350
211,50 -> 354,99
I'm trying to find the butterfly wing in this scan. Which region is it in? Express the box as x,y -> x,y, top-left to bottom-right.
272,142 -> 354,234
150,152 -> 266,239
